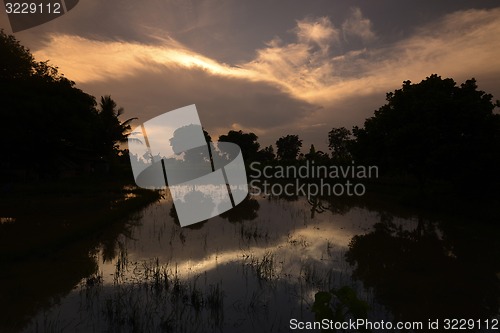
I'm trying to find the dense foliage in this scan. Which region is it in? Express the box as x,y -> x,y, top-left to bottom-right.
276,134 -> 302,161
351,75 -> 500,186
0,30 -> 131,180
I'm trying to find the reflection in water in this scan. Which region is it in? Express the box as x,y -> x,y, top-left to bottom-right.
346,214 -> 500,321
0,217 -> 16,224
169,200 -> 209,231
0,187 -> 159,332
17,192 -> 367,332
172,190 -> 216,224
220,192 -> 260,223
1,189 -> 499,332
0,244 -> 98,332
307,195 -> 353,218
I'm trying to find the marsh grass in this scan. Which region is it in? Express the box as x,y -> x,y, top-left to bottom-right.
60,256 -> 228,333
245,251 -> 279,281
239,223 -> 269,243
25,235 -> 364,333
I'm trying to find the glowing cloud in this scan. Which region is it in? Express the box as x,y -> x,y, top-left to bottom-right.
31,7 -> 500,148
33,34 -> 255,83
342,7 -> 376,42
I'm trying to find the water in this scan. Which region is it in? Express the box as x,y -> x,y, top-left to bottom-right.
2,190 -> 499,332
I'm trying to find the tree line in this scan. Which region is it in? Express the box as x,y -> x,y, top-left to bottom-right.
2,30 -> 499,190
217,75 -> 500,190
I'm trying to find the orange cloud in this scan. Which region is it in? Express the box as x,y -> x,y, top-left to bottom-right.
32,7 -> 500,148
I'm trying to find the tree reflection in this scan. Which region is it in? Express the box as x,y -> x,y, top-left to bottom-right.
307,195 -> 354,218
169,191 -> 260,227
220,192 -> 260,223
169,190 -> 213,230
345,214 -> 499,321
0,186 -> 159,332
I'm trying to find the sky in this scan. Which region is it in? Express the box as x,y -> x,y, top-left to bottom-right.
2,0 -> 500,152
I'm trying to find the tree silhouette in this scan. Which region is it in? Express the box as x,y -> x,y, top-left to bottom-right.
351,74 -> 500,186
304,144 -> 329,163
328,127 -> 352,163
276,135 -> 302,161
0,30 -> 132,179
257,145 -> 275,162
0,29 -> 73,85
218,130 -> 260,162
178,126 -> 213,167
0,29 -> 36,80
97,96 -> 136,157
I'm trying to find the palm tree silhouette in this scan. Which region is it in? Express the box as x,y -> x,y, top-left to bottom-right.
98,95 -> 136,157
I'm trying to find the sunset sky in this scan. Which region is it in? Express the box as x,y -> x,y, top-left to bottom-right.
2,0 -> 500,151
